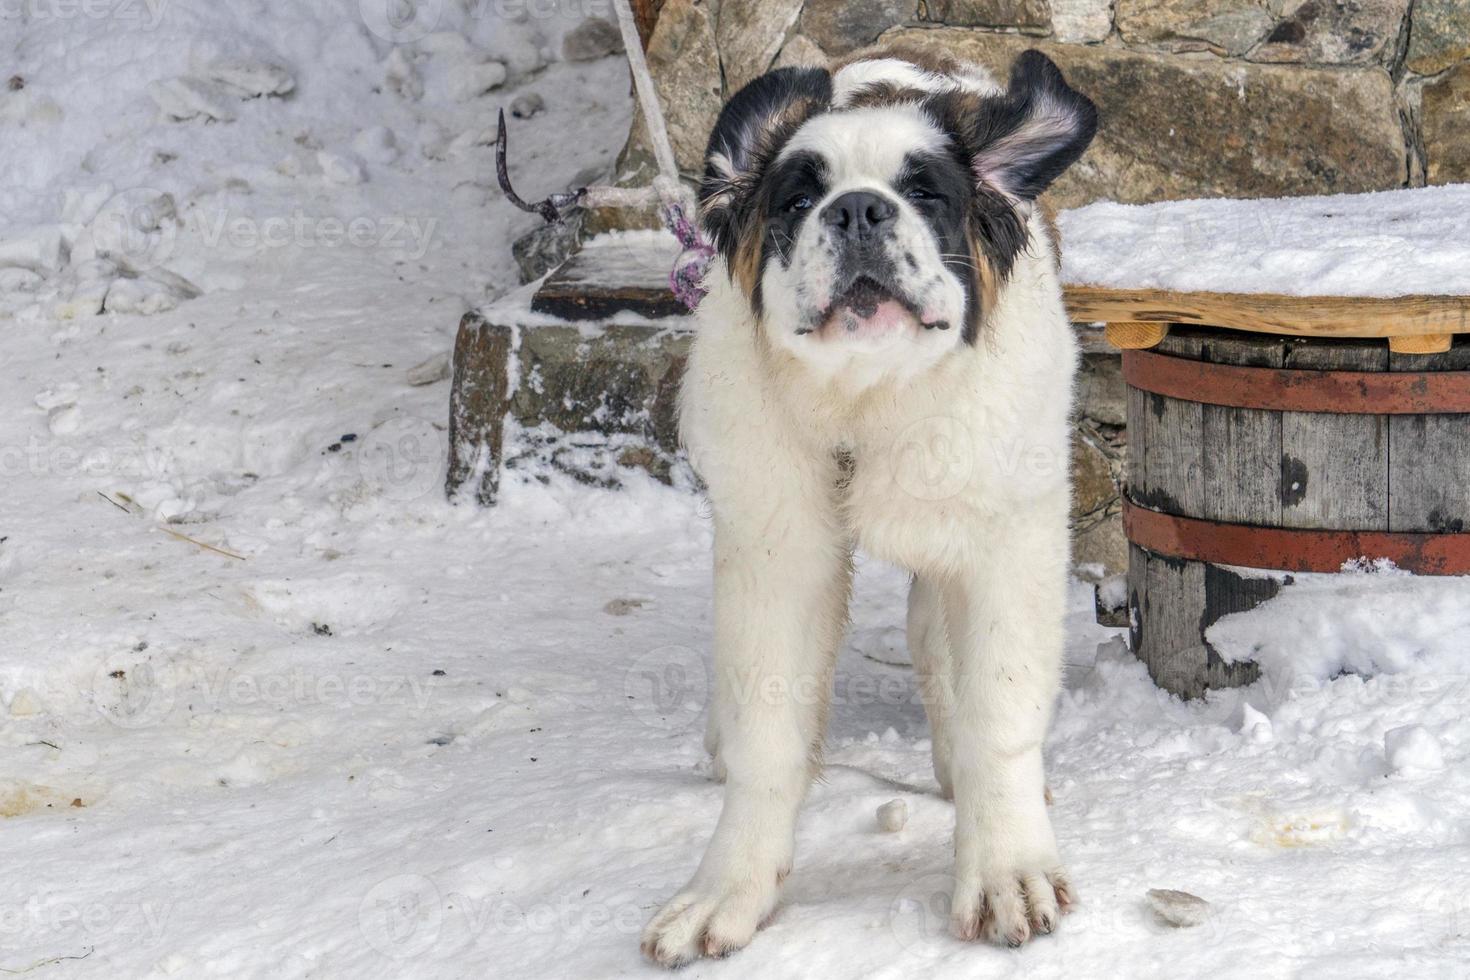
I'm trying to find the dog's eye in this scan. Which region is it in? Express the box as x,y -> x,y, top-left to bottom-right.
904,187 -> 936,203
786,194 -> 814,213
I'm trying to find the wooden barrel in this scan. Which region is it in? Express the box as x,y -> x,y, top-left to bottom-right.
1124,327 -> 1470,698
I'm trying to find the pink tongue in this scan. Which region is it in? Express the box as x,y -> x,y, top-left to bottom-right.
837,299 -> 910,335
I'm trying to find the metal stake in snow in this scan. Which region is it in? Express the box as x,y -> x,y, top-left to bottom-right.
495,0 -> 714,308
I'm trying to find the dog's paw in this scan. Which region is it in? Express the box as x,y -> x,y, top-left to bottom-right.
950,865 -> 1075,946
640,867 -> 787,968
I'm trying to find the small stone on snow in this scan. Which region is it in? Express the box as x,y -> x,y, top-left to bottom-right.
1146,888 -> 1210,928
407,352 -> 450,386
8,688 -> 43,717
876,799 -> 907,832
511,92 -> 545,119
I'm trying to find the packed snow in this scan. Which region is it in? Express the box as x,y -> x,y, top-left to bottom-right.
3,4 -> 1470,977
1060,184 -> 1470,298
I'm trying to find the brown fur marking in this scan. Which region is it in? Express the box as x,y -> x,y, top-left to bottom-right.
1036,197 -> 1062,270
831,41 -> 969,80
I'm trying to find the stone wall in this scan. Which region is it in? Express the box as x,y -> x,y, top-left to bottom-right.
625,0 -> 1469,206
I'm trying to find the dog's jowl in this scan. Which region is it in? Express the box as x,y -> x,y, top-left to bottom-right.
641,46 -> 1099,967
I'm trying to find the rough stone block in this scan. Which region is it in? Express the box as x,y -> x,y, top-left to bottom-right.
719,0 -> 806,91
1406,0 -> 1470,75
1423,63 -> 1470,185
798,0 -> 916,56
882,27 -> 1408,207
920,0 -> 1051,33
1119,0 -> 1410,64
623,0 -> 724,177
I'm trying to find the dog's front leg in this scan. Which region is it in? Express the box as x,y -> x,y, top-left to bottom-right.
642,478 -> 849,967
944,504 -> 1074,946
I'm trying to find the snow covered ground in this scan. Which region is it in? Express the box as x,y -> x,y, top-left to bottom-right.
4,4 -> 1470,978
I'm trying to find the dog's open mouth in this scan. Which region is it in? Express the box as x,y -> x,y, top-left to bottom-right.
809,276 -> 950,339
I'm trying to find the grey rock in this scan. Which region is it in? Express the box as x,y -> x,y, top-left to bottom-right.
774,34 -> 830,70
921,0 -> 1050,34
1077,353 -> 1126,427
1051,0 -> 1115,43
511,209 -> 587,285
719,0 -> 806,92
876,799 -> 908,832
799,0 -> 914,56
407,352 -> 451,386
1119,0 -> 1410,63
563,17 -> 625,62
1072,430 -> 1122,526
510,92 -> 545,119
1423,64 -> 1470,185
1146,889 -> 1211,928
1251,0 -> 1411,65
1118,0 -> 1274,57
625,0 -> 724,176
1406,0 -> 1470,74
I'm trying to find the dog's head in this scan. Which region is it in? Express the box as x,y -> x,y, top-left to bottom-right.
698,49 -> 1097,383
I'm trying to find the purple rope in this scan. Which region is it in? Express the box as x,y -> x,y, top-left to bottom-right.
662,201 -> 715,311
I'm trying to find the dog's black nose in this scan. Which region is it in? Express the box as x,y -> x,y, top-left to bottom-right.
820,191 -> 897,239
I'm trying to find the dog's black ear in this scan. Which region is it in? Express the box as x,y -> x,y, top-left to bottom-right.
968,51 -> 1097,202
699,67 -> 832,262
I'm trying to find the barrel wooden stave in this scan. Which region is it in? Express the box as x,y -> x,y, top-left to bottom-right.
1126,329 -> 1470,698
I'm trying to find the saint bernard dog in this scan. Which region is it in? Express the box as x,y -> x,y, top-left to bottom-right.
641,44 -> 1099,966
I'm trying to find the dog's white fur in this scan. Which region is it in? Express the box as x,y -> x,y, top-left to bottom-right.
642,58 -> 1082,967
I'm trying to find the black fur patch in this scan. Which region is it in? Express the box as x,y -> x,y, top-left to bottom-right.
975,50 -> 1098,202
698,67 -> 832,266
894,150 -> 983,342
920,50 -> 1097,338
751,150 -> 829,316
